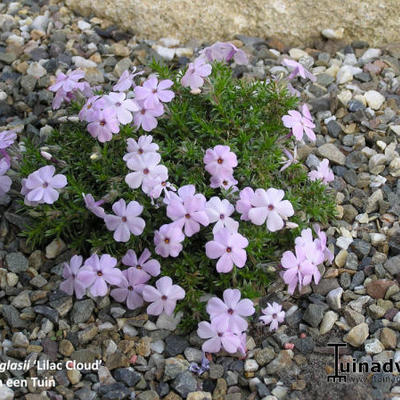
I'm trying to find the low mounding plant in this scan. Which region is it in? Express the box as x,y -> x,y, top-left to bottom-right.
18,43 -> 336,334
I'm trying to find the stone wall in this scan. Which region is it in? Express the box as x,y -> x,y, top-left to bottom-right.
65,0 -> 399,46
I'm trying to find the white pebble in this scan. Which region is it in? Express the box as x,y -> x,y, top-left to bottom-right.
364,90 -> 385,110
78,20 -> 91,31
72,56 -> 97,68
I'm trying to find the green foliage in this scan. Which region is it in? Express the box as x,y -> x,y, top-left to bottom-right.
19,63 -> 336,330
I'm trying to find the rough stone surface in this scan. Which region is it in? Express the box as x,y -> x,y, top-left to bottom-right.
65,0 -> 400,46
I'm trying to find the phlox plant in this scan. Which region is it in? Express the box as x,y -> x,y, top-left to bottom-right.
18,48 -> 336,331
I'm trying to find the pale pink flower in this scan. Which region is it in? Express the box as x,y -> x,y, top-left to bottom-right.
0,159 -> 11,197
204,145 -> 238,177
206,197 -> 239,234
87,108 -> 120,143
206,289 -> 255,332
23,165 -> 67,205
259,302 -> 285,331
121,248 -> 160,277
248,188 -> 294,232
282,59 -> 316,82
79,95 -> 106,122
282,104 -> 316,142
123,135 -> 159,163
314,224 -> 334,264
181,58 -> 212,91
235,187 -> 255,221
209,174 -> 238,191
308,158 -> 334,185
0,130 -> 17,150
82,193 -> 106,219
60,255 -> 86,299
197,319 -> 241,354
125,152 -> 168,190
104,92 -> 139,124
49,70 -> 86,93
110,268 -> 150,309
202,42 -> 248,65
280,245 -> 318,295
134,77 -> 175,109
154,223 -> 185,258
280,147 -> 298,172
166,184 -> 209,237
133,102 -> 164,132
142,276 -> 185,316
104,199 -> 145,242
142,176 -> 176,200
205,228 -> 248,273
78,254 -> 123,297
113,67 -> 143,92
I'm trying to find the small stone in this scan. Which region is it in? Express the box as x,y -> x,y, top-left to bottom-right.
59,340 -> 74,356
172,371 -> 197,398
72,56 -> 97,68
303,304 -> 325,328
366,280 -> 396,299
45,238 -> 66,259
380,328 -> 397,349
360,48 -> 382,63
317,143 -> 346,165
385,256 -> 400,275
12,291 -> 31,308
27,62 -> 47,79
326,287 -> 343,310
184,347 -> 202,363
136,337 -> 151,357
72,299 -> 94,323
153,45 -> 175,60
320,311 -> 338,334
156,311 -> 182,331
335,250 -> 348,268
344,323 -> 369,347
364,338 -> 384,354
321,27 -> 344,40
12,332 -> 29,347
336,65 -> 362,84
254,347 -> 275,366
364,90 -> 385,110
368,304 -> 386,319
244,359 -> 259,372
165,335 -> 188,357
288,48 -> 308,60
113,367 -> 141,387
67,369 -> 82,384
266,350 -> 293,374
78,20 -> 91,30
5,252 -> 28,273
0,386 -> 14,400
164,357 -> 190,380
187,392 -> 211,400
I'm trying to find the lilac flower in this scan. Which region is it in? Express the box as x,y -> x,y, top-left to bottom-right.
189,354 -> 210,375
49,70 -> 86,93
110,268 -> 150,309
209,174 -> 238,191
142,276 -> 185,316
314,224 -> 334,264
142,176 -> 176,200
133,102 -> 164,132
166,184 -> 209,237
23,165 -> 67,205
0,159 -> 11,197
247,188 -> 294,232
154,223 -> 185,258
308,158 -> 334,185
122,248 -> 161,277
282,59 -> 316,82
204,145 -> 238,178
237,333 -> 247,356
280,147 -> 298,172
134,77 -> 175,109
280,245 -> 318,294
104,92 -> 139,125
52,88 -> 75,110
123,135 -> 159,163
197,319 -> 241,354
21,178 -> 39,206
259,302 -> 285,331
202,42 -> 248,65
235,187 -> 255,221
113,67 -> 143,92
0,130 -> 17,150
82,193 -> 106,219
104,199 -> 145,242
206,197 -> 239,234
295,227 -> 324,267
205,228 -> 248,273
87,108 -> 120,143
78,254 -> 123,297
79,95 -> 106,122
282,104 -> 316,142
181,58 -> 212,91
206,288 -> 255,332
125,152 -> 168,190
60,255 -> 86,299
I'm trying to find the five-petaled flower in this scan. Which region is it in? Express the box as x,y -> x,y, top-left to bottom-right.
134,77 -> 175,109
205,228 -> 248,273
121,248 -> 161,277
154,223 -> 185,258
259,302 -> 285,331
282,104 -> 316,142
104,199 -> 145,242
142,276 -> 185,316
60,255 -> 86,299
